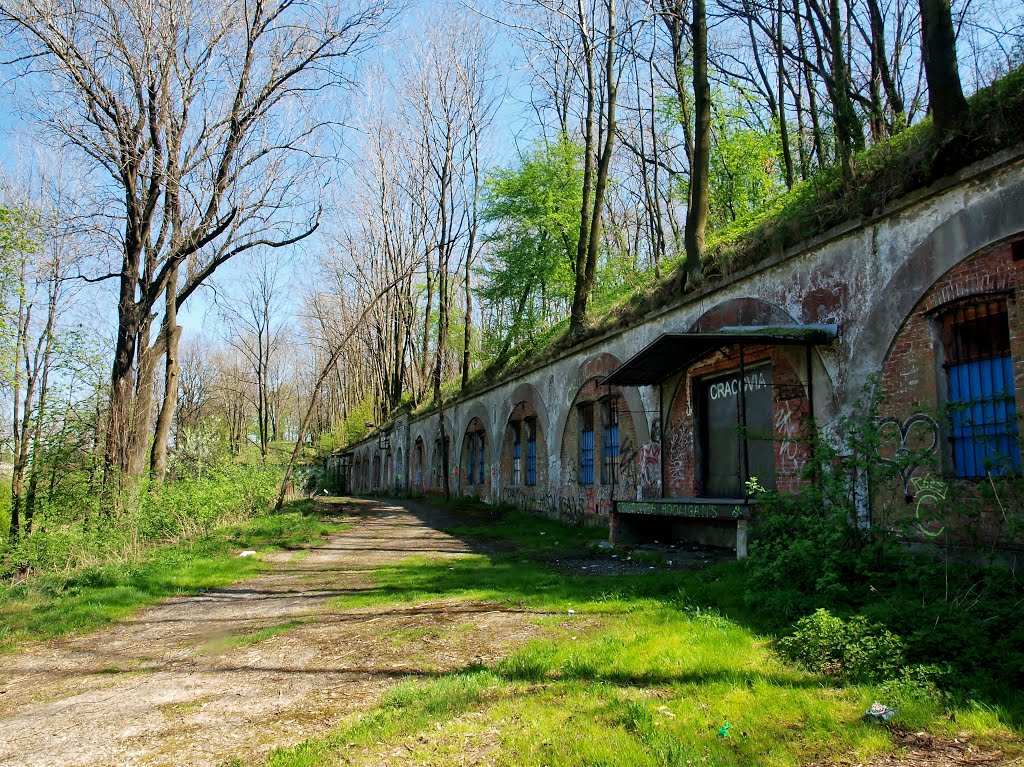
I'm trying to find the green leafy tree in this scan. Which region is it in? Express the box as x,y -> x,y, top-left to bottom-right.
479,137 -> 583,358
707,94 -> 786,229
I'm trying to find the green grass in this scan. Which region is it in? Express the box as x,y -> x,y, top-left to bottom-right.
0,500 -> 349,651
197,619 -> 308,655
261,508 -> 1022,767
435,497 -> 608,553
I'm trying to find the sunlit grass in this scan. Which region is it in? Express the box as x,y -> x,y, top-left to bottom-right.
0,502 -> 348,651
266,507 -> 1023,767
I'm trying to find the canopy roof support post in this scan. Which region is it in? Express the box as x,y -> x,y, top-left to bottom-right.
739,340 -> 750,500
659,379 -> 666,497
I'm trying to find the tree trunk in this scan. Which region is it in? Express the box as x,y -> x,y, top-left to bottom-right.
684,0 -> 710,287
826,0 -> 863,180
150,270 -> 181,481
8,284 -> 27,542
918,0 -> 967,132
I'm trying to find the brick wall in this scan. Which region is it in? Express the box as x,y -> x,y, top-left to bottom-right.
558,375 -> 641,523
458,416 -> 491,500
499,400 -> 549,512
878,240 -> 1024,546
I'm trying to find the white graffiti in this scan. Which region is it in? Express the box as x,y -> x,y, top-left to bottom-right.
774,404 -> 800,462
708,370 -> 769,401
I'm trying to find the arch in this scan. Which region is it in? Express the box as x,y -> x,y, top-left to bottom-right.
551,352 -> 654,521
455,401 -> 492,467
395,447 -> 404,491
412,436 -> 426,492
555,352 -> 650,461
502,381 -> 551,439
459,415 -> 490,496
687,296 -> 797,332
849,179 -> 1024,396
500,395 -> 549,510
428,414 -> 455,491
667,295 -> 835,422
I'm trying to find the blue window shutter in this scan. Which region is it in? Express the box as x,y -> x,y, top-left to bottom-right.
948,355 -> 1020,477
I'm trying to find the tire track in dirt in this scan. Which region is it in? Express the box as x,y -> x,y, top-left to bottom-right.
0,498 -> 547,767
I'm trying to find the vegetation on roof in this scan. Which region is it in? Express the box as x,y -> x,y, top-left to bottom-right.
357,66 -> 1024,436
462,68 -> 1024,390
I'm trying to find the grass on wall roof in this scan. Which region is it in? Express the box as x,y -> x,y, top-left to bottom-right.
385,66 -> 1024,430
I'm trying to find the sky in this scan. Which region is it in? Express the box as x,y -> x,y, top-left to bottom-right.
0,0 -> 1020,363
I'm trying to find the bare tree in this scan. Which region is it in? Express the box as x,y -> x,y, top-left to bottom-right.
506,0 -> 630,334
218,255 -> 291,462
0,0 -> 398,492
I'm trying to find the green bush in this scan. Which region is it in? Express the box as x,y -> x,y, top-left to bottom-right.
746,387 -> 1024,694
1,463 -> 284,578
777,608 -> 905,683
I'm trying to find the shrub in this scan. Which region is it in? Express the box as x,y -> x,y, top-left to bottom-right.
777,608 -> 905,683
746,386 -> 1024,693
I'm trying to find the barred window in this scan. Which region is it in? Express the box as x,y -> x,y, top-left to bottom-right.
477,432 -> 486,485
601,397 -> 620,485
512,422 -> 522,485
526,418 -> 537,486
942,299 -> 1020,477
579,403 -> 595,485
467,436 -> 476,486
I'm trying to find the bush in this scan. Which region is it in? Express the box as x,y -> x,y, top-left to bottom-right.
746,387 -> 1024,694
777,608 -> 905,683
1,463 -> 284,578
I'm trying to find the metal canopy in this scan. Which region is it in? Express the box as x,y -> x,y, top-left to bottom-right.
603,324 -> 838,386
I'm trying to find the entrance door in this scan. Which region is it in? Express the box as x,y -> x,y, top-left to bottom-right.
701,365 -> 775,496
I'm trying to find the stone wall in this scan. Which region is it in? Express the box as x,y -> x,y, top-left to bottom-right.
329,145 -> 1024,550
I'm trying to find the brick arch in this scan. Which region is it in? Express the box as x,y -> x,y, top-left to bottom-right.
878,236 -> 1024,375
552,353 -> 655,520
427,414 -> 455,490
500,391 -> 550,509
874,235 -> 1024,544
458,415 -> 491,497
687,296 -> 798,332
455,401 -> 492,466
501,381 -> 551,439
849,174 -> 1024,396
411,436 -> 426,492
554,352 -> 651,464
674,295 -> 834,424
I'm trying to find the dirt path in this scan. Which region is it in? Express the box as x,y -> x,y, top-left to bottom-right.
0,498 -> 547,767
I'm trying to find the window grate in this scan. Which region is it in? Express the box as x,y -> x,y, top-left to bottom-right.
579,403 -> 595,485
942,300 -> 1020,477
601,398 -> 620,485
526,419 -> 537,486
512,422 -> 522,486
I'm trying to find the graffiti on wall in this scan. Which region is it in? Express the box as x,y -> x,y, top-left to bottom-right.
665,426 -> 691,492
910,473 -> 947,538
877,413 -> 940,496
774,403 -> 801,462
619,436 -> 662,499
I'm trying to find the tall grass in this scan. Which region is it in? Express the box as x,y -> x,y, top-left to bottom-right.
0,463 -> 284,578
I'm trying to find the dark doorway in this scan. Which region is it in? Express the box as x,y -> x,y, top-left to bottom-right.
701,365 -> 775,496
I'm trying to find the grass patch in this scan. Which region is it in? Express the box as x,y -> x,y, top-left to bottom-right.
0,500 -> 349,651
432,497 -> 608,554
260,506 -> 1022,767
197,619 -> 307,656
